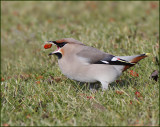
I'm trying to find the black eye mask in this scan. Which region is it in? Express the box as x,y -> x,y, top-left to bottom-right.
47,41 -> 67,48
57,42 -> 67,48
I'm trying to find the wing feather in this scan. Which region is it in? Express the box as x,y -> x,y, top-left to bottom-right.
76,46 -> 114,64
76,46 -> 135,66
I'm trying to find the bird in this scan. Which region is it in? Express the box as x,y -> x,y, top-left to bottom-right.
44,38 -> 149,90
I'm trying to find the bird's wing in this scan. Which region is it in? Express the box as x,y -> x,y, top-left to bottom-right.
76,46 -> 135,65
76,46 -> 109,64
99,57 -> 135,65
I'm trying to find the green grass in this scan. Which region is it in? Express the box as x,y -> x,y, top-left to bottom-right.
1,1 -> 159,126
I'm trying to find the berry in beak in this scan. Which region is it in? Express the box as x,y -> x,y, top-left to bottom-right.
44,41 -> 61,56
44,43 -> 52,49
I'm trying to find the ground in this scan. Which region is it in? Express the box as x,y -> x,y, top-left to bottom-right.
1,1 -> 159,126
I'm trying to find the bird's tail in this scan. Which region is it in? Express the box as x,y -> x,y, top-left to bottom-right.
117,53 -> 150,71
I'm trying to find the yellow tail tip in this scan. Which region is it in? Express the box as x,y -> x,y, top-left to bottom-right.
145,53 -> 151,56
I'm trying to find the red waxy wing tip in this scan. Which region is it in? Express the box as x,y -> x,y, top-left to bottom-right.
44,43 -> 52,49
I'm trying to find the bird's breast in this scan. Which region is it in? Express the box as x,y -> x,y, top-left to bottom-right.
57,58 -> 97,82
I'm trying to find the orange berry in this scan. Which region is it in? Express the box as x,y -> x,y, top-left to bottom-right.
44,44 -> 52,49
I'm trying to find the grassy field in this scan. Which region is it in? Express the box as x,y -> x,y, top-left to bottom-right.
1,1 -> 159,126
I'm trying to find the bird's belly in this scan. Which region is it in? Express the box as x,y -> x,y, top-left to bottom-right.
89,64 -> 122,83
65,73 -> 97,83
58,60 -> 122,83
59,67 -> 97,83
58,61 -> 97,82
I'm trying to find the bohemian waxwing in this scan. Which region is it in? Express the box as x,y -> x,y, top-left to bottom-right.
45,38 -> 149,90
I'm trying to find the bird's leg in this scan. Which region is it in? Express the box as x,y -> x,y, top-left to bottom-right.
100,81 -> 109,90
89,83 -> 95,90
89,82 -> 100,92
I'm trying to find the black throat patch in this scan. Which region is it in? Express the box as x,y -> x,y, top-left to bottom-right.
54,52 -> 62,59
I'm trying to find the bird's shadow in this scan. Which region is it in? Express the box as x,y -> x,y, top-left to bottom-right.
74,77 -> 137,91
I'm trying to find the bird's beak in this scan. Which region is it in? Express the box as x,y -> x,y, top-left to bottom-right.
48,52 -> 54,56
47,41 -> 57,44
48,50 -> 60,56
45,41 -> 61,56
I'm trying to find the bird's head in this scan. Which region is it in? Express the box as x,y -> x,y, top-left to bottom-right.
44,38 -> 84,59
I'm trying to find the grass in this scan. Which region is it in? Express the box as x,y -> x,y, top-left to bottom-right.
1,1 -> 159,126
